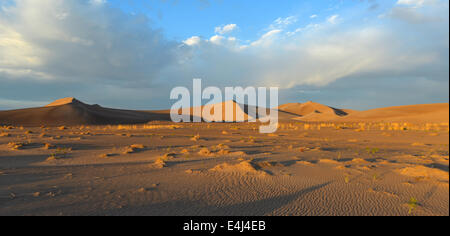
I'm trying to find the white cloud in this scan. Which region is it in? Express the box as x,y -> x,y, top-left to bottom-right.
384,0 -> 446,24
214,24 -> 237,35
273,16 -> 298,26
89,0 -> 107,6
0,0 -> 178,84
0,0 -> 448,109
183,36 -> 202,46
250,29 -> 282,47
397,0 -> 427,7
327,15 -> 340,24
310,14 -> 318,19
209,35 -> 225,44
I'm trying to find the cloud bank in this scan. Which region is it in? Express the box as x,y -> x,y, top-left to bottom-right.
0,0 -> 448,110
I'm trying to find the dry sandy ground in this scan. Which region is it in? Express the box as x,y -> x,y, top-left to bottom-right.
0,122 -> 448,216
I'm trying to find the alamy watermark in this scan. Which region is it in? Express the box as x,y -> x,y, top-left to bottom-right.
170,79 -> 279,133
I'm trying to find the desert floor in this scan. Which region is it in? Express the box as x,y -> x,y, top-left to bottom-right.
0,122 -> 448,216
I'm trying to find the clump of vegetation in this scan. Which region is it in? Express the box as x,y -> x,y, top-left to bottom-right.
162,153 -> 176,159
198,148 -> 212,156
152,158 -> 167,169
344,175 -> 350,184
43,143 -> 55,150
180,149 -> 190,155
190,134 -> 201,141
0,132 -> 10,137
99,153 -> 116,158
58,126 -> 67,130
372,173 -> 378,181
123,144 -> 146,154
47,147 -> 72,161
366,148 -> 380,155
8,142 -> 24,150
408,197 -> 419,214
337,152 -> 342,161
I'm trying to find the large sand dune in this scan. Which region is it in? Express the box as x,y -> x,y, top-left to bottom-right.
277,101 -> 356,121
0,98 -> 171,126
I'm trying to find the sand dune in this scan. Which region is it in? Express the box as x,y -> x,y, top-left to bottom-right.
339,103 -> 449,123
0,97 -> 171,126
1,98 -> 448,126
171,100 -> 300,122
278,101 -> 355,121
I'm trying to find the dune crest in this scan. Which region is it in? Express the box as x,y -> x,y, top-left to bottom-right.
45,97 -> 81,107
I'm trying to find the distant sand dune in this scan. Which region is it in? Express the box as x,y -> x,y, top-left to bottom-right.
339,103 -> 449,123
278,101 -> 357,122
0,98 -> 448,126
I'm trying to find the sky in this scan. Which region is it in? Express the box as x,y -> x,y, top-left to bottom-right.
0,0 -> 448,110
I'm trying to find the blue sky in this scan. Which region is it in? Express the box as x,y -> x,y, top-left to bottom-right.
108,0 -> 390,42
0,0 -> 448,110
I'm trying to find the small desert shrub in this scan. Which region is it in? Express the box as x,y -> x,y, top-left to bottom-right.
190,134 -> 200,141
46,153 -> 59,161
408,197 -> 419,214
8,142 -> 23,150
152,158 -> 167,168
337,152 -> 342,161
99,153 -> 115,158
213,143 -> 230,151
366,148 -> 379,155
344,175 -> 350,184
47,147 -> 72,161
180,149 -> 190,154
123,144 -> 146,154
0,132 -> 10,137
162,153 -> 176,160
43,143 -> 55,150
198,148 -> 212,156
216,149 -> 231,155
